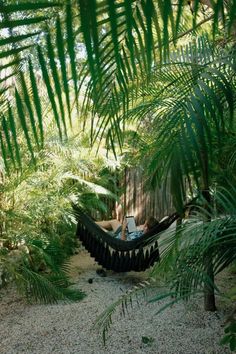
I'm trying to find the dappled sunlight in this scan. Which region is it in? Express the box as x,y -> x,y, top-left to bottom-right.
0,1 -> 235,353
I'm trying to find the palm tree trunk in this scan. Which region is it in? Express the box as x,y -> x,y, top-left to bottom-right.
204,255 -> 216,311
0,171 -> 4,238
202,189 -> 216,312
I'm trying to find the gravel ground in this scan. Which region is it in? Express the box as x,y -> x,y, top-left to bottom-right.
0,250 -> 230,354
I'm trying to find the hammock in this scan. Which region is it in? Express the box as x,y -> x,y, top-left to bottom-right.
74,206 -> 179,272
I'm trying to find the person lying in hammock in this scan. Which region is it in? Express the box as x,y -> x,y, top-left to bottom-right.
96,216 -> 159,241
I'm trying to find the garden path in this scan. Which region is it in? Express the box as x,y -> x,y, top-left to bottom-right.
0,249 -> 229,354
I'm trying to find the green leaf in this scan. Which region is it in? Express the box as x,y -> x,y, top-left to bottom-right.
19,71 -> 40,148
0,2 -> 61,13
1,115 -> 15,168
175,0 -> 184,37
0,58 -> 22,71
230,336 -> 236,351
212,0 -> 225,39
15,88 -> 35,164
7,105 -> 21,169
28,59 -> 44,147
37,45 -> 62,139
0,32 -> 40,46
78,0 -> 96,86
142,336 -> 154,345
0,45 -> 32,59
0,17 -> 48,29
46,31 -> 67,136
0,72 -> 16,84
158,0 -> 172,59
107,0 -> 121,78
66,2 -> 79,112
132,12 -> 147,73
220,334 -> 231,345
0,131 -> 9,174
89,0 -> 101,80
228,0 -> 236,34
124,0 -> 136,75
56,17 -> 71,126
229,322 -> 236,333
141,0 -> 154,76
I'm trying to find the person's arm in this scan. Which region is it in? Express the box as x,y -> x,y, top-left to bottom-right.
137,224 -> 145,231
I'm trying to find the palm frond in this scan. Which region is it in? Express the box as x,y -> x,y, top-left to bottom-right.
95,277 -> 157,344
19,267 -> 85,304
114,39 -> 235,208
79,0 -> 234,135
1,244 -> 85,304
95,187 -> 236,342
151,187 -> 236,298
0,0 -> 235,168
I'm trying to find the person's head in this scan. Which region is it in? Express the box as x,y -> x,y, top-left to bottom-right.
143,216 -> 159,233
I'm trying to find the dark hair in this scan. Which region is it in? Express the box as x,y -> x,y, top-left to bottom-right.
145,216 -> 159,230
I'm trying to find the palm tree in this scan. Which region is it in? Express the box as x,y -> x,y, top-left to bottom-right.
0,124 -> 118,301
0,0 -> 235,165
95,184 -> 236,345
0,0 -> 235,309
111,36 -> 236,311
78,3 -> 235,312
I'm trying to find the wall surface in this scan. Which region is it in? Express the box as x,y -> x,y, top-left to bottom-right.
121,168 -> 174,224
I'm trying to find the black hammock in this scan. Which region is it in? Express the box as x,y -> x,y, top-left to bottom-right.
74,206 -> 180,272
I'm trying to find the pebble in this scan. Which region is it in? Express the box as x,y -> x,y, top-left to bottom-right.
0,264 -> 230,354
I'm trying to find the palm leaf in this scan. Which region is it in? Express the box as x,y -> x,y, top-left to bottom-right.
37,45 -> 63,139
66,2 -> 79,113
0,32 -> 41,47
1,115 -> 16,168
55,16 -> 72,126
28,59 -> 44,147
95,277 -> 157,344
0,16 -> 49,29
0,2 -> 61,12
46,31 -> 67,136
7,105 -> 22,168
15,88 -> 35,164
0,45 -> 32,59
0,0 -> 235,169
19,71 -> 40,149
0,130 -> 9,174
18,267 -> 85,304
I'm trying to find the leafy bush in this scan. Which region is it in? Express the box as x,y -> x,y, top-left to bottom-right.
221,319 -> 236,352
0,135 -> 116,303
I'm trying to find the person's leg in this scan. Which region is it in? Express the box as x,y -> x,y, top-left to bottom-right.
96,219 -> 121,232
110,219 -> 122,232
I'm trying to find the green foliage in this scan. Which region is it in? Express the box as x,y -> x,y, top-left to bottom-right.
141,336 -> 155,346
149,187 -> 236,299
104,36 -> 236,210
220,283 -> 236,352
94,187 -> 236,343
95,278 -> 156,344
0,127 -> 117,302
0,0 -> 235,331
1,240 -> 85,304
0,1 -> 235,166
221,320 -> 236,352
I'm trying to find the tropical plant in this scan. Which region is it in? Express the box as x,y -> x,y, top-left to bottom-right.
99,33 -> 236,310
0,1 -> 235,165
0,123 -> 118,302
95,186 -> 236,348
0,237 -> 86,303
0,0 -> 235,312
